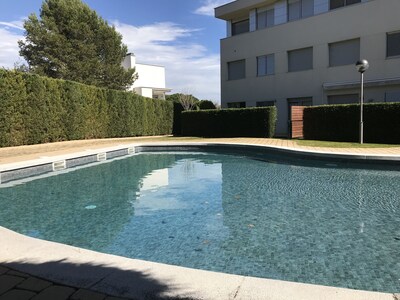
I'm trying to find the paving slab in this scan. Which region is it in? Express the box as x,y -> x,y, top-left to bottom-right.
17,277 -> 52,292
31,285 -> 75,300
6,270 -> 30,278
0,275 -> 25,295
0,266 -> 9,275
0,289 -> 36,300
70,289 -> 106,300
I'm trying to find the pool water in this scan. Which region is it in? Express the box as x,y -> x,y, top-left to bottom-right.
0,152 -> 399,292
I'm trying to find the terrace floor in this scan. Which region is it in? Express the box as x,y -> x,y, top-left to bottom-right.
1,136 -> 399,165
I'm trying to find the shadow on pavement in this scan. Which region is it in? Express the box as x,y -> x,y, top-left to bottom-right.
2,260 -> 198,300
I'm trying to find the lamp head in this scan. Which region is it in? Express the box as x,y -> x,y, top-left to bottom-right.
356,59 -> 369,73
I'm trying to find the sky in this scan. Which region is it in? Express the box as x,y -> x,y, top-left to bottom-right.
0,0 -> 231,102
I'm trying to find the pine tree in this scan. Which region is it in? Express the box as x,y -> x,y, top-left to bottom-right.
18,0 -> 136,90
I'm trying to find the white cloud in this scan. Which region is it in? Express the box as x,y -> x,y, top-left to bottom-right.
0,19 -> 222,102
114,21 -> 221,102
0,18 -> 26,69
194,0 -> 232,17
0,19 -> 24,31
0,27 -> 24,69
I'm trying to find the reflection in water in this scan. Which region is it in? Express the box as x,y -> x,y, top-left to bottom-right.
0,152 -> 399,292
0,154 -> 177,249
140,168 -> 169,191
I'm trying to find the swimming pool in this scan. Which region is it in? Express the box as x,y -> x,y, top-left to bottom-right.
0,148 -> 399,293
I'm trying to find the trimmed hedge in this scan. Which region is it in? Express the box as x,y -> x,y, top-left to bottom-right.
303,103 -> 400,144
0,69 -> 174,147
181,107 -> 277,138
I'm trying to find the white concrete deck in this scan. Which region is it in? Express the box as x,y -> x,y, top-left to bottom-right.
0,227 -> 395,300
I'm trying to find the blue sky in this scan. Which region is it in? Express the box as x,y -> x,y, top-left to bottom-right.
0,0 -> 231,102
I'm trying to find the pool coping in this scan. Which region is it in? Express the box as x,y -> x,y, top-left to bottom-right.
1,141 -> 400,184
0,142 -> 399,299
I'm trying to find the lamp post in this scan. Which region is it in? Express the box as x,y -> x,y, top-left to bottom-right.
355,59 -> 369,144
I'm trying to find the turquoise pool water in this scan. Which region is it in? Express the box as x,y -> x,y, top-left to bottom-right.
0,151 -> 399,292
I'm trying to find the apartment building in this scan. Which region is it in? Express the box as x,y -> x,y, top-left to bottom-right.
122,53 -> 171,100
215,0 -> 400,136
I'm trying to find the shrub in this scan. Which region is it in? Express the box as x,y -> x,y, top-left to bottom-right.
303,103 -> 400,144
172,102 -> 184,135
0,69 -> 175,147
198,100 -> 216,110
181,107 -> 277,138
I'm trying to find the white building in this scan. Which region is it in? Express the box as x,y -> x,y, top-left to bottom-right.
215,0 -> 400,136
122,53 -> 171,99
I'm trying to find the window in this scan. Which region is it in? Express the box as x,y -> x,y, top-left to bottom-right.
256,101 -> 275,107
329,39 -> 360,67
328,94 -> 359,104
257,7 -> 274,29
330,0 -> 361,10
257,54 -> 275,76
387,31 -> 400,57
288,0 -> 301,21
228,60 -> 245,80
288,0 -> 314,21
385,91 -> 400,102
227,102 -> 246,108
288,47 -> 313,72
232,19 -> 249,36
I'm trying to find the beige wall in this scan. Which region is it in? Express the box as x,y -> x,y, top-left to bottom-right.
219,0 -> 400,136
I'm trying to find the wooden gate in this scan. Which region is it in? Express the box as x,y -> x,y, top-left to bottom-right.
290,106 -> 305,139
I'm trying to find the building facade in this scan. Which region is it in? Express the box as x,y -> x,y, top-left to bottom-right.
122,53 -> 171,99
215,0 -> 400,136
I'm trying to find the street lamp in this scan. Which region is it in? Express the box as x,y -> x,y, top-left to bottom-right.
355,59 -> 369,144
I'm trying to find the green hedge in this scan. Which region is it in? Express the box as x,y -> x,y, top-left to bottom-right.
181,107 -> 277,138
303,103 -> 400,144
0,69 -> 174,147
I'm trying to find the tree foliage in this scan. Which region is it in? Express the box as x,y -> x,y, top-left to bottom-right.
198,100 -> 216,110
166,93 -> 201,111
18,0 -> 136,90
166,93 -> 199,104
0,69 -> 174,147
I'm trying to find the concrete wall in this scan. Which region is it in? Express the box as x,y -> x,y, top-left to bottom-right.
218,0 -> 400,136
133,64 -> 166,90
135,87 -> 154,98
122,54 -> 168,97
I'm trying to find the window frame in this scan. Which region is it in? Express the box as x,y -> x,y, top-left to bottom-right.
329,0 -> 361,10
256,6 -> 275,30
387,31 -> 400,58
287,0 -> 314,22
327,94 -> 359,105
257,54 -> 275,77
231,19 -> 250,36
227,102 -> 246,108
328,38 -> 360,67
227,59 -> 246,81
256,100 -> 276,107
287,47 -> 313,72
